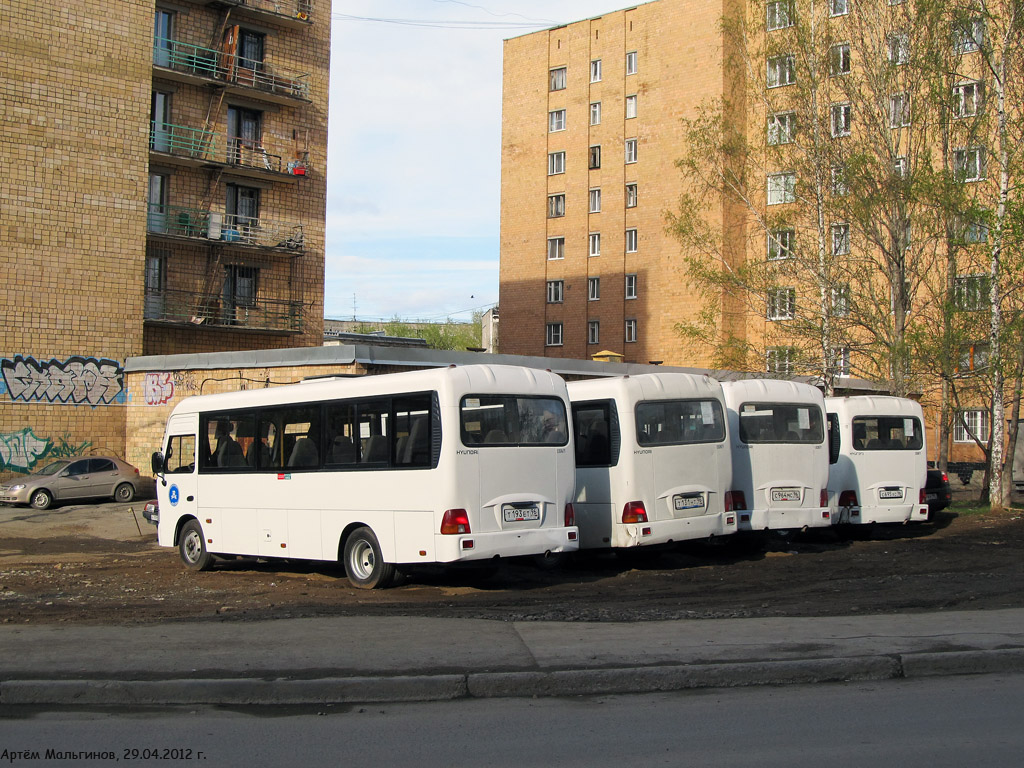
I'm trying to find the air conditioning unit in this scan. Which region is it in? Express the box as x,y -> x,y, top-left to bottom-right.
207,212 -> 223,239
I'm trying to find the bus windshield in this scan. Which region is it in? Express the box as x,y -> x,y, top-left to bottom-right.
460,395 -> 569,446
636,399 -> 726,446
739,402 -> 823,444
852,416 -> 923,451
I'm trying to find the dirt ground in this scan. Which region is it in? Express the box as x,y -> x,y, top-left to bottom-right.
1,495 -> 1022,626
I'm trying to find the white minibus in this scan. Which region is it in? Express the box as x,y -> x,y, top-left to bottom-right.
721,379 -> 832,532
825,396 -> 930,525
567,373 -> 737,550
149,364 -> 579,588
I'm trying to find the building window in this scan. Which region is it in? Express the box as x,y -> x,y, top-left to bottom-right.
223,265 -> 258,323
830,43 -> 851,76
959,343 -> 991,372
768,111 -> 796,145
588,276 -> 600,300
591,59 -> 602,82
549,109 -> 566,132
546,323 -> 564,347
589,232 -> 601,257
954,409 -> 990,443
768,228 -> 794,260
767,172 -> 796,205
144,246 -> 168,319
957,215 -> 989,244
625,273 -> 638,299
589,145 -> 602,169
954,274 -> 989,311
954,147 -> 986,181
887,32 -> 910,65
767,0 -> 793,31
590,101 -> 602,125
238,30 -> 265,70
153,9 -> 175,67
831,165 -> 848,196
832,223 -> 850,255
548,151 -> 566,175
767,287 -> 796,320
889,93 -> 911,128
625,95 -> 637,119
625,51 -> 637,75
625,319 -> 638,343
625,183 -> 638,208
767,55 -> 796,88
830,346 -> 851,376
588,321 -> 600,345
832,284 -> 850,317
625,138 -> 638,164
831,103 -> 852,137
547,280 -> 564,303
547,237 -> 565,260
226,105 -> 263,166
226,183 -> 260,231
589,188 -> 601,213
766,346 -> 795,374
550,67 -> 567,91
954,18 -> 985,54
548,194 -> 565,218
830,0 -> 848,17
894,157 -> 908,177
147,172 -> 169,233
954,81 -> 983,118
625,228 -> 638,253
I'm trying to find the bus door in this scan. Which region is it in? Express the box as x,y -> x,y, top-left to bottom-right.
160,414 -> 200,544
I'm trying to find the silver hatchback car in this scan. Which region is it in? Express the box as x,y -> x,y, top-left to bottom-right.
0,456 -> 143,510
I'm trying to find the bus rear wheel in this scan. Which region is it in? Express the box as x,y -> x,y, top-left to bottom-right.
343,527 -> 396,589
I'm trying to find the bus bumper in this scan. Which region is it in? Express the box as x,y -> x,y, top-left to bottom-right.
612,512 -> 736,548
738,506 -> 832,531
433,527 -> 579,563
848,504 -> 930,525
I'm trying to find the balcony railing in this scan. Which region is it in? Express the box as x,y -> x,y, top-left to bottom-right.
153,37 -> 310,100
145,287 -> 303,333
150,122 -> 217,160
147,204 -> 305,251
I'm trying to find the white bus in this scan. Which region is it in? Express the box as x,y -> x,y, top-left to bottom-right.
149,364 -> 579,588
825,396 -> 929,525
721,379 -> 832,533
567,373 -> 737,550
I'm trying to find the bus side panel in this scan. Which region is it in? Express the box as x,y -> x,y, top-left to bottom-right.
393,510 -> 436,563
574,466 -> 614,549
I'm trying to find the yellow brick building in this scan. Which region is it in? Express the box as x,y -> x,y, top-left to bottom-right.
0,0 -> 330,479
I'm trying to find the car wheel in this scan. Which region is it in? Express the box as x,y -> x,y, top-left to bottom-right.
30,489 -> 53,510
343,526 -> 395,589
179,519 -> 213,571
114,483 -> 135,503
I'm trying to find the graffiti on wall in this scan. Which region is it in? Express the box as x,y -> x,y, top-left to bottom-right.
0,429 -> 94,473
145,373 -> 175,405
0,355 -> 125,406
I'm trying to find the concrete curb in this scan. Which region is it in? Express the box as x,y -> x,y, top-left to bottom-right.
4,649 -> 1024,707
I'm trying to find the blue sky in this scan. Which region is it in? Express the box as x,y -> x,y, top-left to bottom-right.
325,0 -> 616,322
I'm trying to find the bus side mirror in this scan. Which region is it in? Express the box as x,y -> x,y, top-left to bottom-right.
151,451 -> 165,475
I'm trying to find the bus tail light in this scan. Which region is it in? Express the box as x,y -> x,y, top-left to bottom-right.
919,489 -> 927,504
622,501 -> 648,524
820,490 -> 829,507
564,503 -> 575,528
440,509 -> 471,535
724,491 -> 746,512
839,490 -> 858,508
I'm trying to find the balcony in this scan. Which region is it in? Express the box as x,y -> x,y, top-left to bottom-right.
144,287 -> 303,333
153,37 -> 310,104
178,0 -> 314,29
150,122 -> 308,180
147,204 -> 305,253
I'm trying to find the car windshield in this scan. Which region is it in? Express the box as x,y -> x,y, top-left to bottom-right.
35,461 -> 70,476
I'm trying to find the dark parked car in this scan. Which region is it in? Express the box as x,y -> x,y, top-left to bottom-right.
925,469 -> 952,516
0,456 -> 145,510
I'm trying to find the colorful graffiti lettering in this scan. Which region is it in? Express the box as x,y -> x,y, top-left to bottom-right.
1,355 -> 125,406
0,428 -> 53,473
145,372 -> 175,405
47,434 -> 94,459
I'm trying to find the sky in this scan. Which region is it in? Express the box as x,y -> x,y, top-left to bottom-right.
324,0 -> 619,322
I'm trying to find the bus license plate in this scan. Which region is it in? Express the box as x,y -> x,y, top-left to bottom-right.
771,488 -> 801,503
879,487 -> 903,500
673,494 -> 705,511
503,505 -> 541,522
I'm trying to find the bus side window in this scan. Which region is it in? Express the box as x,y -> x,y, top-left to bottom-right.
325,402 -> 358,466
167,435 -> 196,473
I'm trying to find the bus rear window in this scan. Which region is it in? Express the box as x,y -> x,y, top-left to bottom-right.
739,402 -> 824,444
852,416 -> 923,451
461,395 -> 568,446
636,399 -> 725,446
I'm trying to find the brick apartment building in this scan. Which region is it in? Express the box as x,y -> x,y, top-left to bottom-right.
499,0 -> 741,367
0,0 -> 329,478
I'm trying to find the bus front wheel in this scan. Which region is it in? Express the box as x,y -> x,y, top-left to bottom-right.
179,519 -> 213,571
343,527 -> 396,589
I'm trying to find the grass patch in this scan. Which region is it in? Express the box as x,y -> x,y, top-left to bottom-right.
949,500 -> 990,517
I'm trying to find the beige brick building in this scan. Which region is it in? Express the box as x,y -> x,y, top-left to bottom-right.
499,0 -> 743,367
0,0 -> 329,480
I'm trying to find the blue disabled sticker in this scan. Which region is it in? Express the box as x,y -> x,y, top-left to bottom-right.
168,484 -> 180,507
